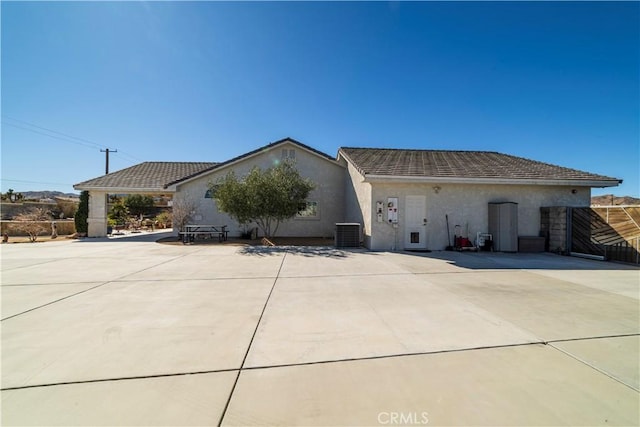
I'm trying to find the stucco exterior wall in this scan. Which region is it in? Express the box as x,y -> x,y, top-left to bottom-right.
343,161 -> 371,247
175,142 -> 346,238
360,181 -> 590,251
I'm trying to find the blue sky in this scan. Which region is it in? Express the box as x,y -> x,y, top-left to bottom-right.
2,1 -> 638,197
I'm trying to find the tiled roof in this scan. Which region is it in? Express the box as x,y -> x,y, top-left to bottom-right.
339,148 -> 620,183
74,162 -> 218,190
74,138 -> 336,191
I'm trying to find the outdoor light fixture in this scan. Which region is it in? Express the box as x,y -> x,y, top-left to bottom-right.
433,186 -> 441,194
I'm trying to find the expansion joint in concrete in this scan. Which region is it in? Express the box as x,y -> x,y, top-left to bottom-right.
217,251 -> 288,426
547,337 -> 640,393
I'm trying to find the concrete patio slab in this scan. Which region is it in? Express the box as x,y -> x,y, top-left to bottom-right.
2,371 -> 237,426
225,345 -> 639,426
427,270 -> 640,341
378,252 -> 472,274
463,251 -> 639,270
122,249 -> 285,281
244,274 -> 540,367
552,335 -> 640,391
1,282 -> 102,319
1,239 -> 115,260
2,240 -> 638,426
1,257 -> 60,270
527,269 -> 640,300
2,278 -> 272,388
0,255 -> 183,285
278,249 -> 410,278
408,250 -> 640,271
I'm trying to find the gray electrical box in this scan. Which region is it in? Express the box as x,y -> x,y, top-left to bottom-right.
335,223 -> 360,248
488,202 -> 518,252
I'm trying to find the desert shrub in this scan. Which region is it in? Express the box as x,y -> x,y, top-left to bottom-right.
155,211 -> 172,228
171,193 -> 198,232
54,199 -> 79,219
13,207 -> 52,242
1,220 -> 75,237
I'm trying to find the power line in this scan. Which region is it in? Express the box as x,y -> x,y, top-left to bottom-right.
3,122 -> 106,151
106,148 -> 141,163
2,115 -> 105,149
1,116 -> 143,163
112,152 -> 141,164
1,178 -> 75,186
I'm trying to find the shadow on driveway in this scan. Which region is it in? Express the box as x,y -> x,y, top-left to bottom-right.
401,250 -> 640,271
238,245 -> 355,258
72,230 -> 176,243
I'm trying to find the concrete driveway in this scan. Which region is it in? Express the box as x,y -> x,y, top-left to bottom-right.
2,232 -> 639,426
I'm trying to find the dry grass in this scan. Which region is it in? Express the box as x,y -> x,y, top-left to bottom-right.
1,220 -> 76,236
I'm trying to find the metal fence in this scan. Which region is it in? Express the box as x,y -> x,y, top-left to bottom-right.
602,238 -> 640,265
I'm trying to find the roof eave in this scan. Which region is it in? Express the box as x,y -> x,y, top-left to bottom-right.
173,138 -> 342,189
363,175 -> 622,187
73,185 -> 175,193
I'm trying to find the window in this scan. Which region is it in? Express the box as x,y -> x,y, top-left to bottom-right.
205,185 -> 220,198
296,201 -> 318,219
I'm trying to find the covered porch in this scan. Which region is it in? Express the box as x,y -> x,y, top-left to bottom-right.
74,162 -> 217,237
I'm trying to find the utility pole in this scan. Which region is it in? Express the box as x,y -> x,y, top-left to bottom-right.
100,148 -> 117,174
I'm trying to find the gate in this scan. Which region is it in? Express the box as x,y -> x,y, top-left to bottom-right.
569,207 -> 640,264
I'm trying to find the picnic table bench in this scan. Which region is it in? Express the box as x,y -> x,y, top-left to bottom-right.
179,224 -> 228,244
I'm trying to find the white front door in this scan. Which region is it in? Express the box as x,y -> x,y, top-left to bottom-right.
404,195 -> 427,250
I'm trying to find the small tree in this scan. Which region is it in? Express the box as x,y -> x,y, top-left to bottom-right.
14,207 -> 51,242
124,194 -> 155,217
213,161 -> 314,238
75,191 -> 89,235
171,193 -> 198,232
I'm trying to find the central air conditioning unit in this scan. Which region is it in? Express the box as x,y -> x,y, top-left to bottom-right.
335,223 -> 360,248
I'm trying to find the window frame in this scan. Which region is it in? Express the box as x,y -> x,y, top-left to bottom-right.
295,200 -> 319,220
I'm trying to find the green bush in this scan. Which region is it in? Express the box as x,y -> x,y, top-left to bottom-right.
155,211 -> 172,228
108,199 -> 129,225
124,194 -> 155,217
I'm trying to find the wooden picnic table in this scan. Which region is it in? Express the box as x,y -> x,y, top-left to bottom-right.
179,224 -> 228,244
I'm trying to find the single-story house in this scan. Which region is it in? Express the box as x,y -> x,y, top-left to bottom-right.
74,137 -> 621,251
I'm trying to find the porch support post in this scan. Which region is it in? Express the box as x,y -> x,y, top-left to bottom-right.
87,191 -> 108,237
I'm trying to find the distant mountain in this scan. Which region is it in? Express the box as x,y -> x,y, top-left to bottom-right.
591,194 -> 640,206
21,191 -> 79,200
